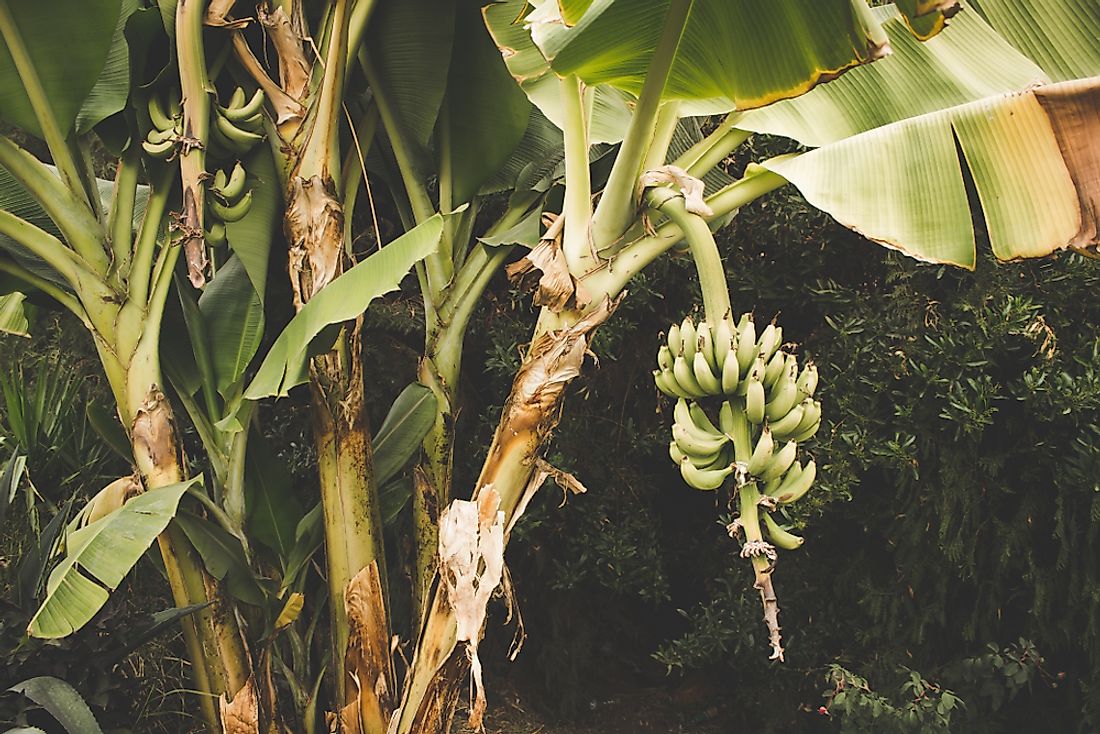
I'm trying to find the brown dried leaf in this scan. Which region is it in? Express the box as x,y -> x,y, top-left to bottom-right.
84,474 -> 143,525
131,387 -> 181,483
639,165 -> 714,217
257,5 -> 311,100
285,175 -> 345,310
204,0 -> 249,28
230,32 -> 306,128
1034,79 -> 1100,248
343,562 -> 394,732
505,238 -> 589,312
220,676 -> 260,734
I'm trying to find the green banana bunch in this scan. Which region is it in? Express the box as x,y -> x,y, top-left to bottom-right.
654,314 -> 785,399
205,162 -> 253,238
669,398 -> 734,490
209,87 -> 266,159
142,91 -> 182,160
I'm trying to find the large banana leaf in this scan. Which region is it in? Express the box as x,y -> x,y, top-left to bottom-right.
73,0 -> 140,134
27,479 -> 197,639
739,0 -> 1100,266
0,0 -> 121,138
373,382 -> 439,487
525,0 -> 900,110
244,214 -> 445,400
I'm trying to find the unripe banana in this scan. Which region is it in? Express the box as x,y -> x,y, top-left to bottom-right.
657,345 -> 674,371
147,93 -> 179,132
745,380 -> 766,425
696,321 -> 718,372
205,221 -> 227,248
672,422 -> 729,458
655,369 -> 691,399
220,87 -> 265,122
736,355 -> 766,396
680,318 -> 697,360
763,513 -> 804,550
747,426 -> 774,476
692,351 -> 722,394
755,323 -> 779,364
735,318 -> 757,377
215,162 -> 248,202
797,362 -> 819,399
673,355 -> 707,398
141,136 -> 176,159
209,189 -> 253,223
146,126 -> 177,145
789,419 -> 821,443
763,350 -> 786,390
761,440 -> 797,481
720,353 -> 740,395
769,402 -> 805,440
714,315 -> 735,368
667,323 -> 683,355
736,312 -> 751,333
680,459 -> 734,491
765,364 -> 799,422
774,459 -> 816,504
767,461 -> 801,498
687,401 -> 720,435
793,399 -> 821,436
214,112 -> 263,152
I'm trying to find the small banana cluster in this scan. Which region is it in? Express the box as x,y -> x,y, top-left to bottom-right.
141,87 -> 265,161
142,92 -> 183,159
210,87 -> 265,159
655,314 -> 783,399
204,162 -> 252,246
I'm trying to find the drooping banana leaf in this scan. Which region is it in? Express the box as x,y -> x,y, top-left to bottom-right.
27,479 -> 197,638
0,0 -> 121,138
244,214 -> 446,400
0,292 -> 31,336
738,0 -> 1100,266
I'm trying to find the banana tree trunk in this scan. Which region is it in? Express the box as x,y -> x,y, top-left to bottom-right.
394,297 -> 619,732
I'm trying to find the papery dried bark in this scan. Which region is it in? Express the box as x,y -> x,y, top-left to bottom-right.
340,562 -> 395,734
131,387 -> 182,483
640,166 -> 714,217
439,489 -> 506,731
506,238 -> 589,312
220,676 -> 260,734
258,4 -> 311,100
285,175 -> 345,311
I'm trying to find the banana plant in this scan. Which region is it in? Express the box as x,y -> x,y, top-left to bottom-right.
4,0 -> 1099,733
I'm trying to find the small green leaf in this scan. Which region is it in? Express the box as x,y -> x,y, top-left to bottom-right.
175,512 -> 265,606
373,382 -> 438,487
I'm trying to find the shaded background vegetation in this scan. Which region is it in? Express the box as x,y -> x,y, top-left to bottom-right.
4,137 -> 1100,732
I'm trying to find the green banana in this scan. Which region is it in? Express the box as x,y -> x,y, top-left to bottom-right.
214,162 -> 248,202
714,315 -> 735,367
763,513 -> 804,550
793,399 -> 821,436
146,126 -> 176,145
763,350 -> 786,390
214,112 -> 263,153
692,351 -> 722,394
765,364 -> 799,422
687,401 -> 720,435
747,426 -> 774,476
761,440 -> 797,481
696,321 -> 719,372
205,221 -> 227,248
755,323 -> 779,364
680,459 -> 734,491
745,380 -> 766,425
657,345 -> 674,371
672,422 -> 729,459
673,355 -> 707,397
769,402 -> 805,439
680,318 -> 698,360
141,136 -> 176,159
147,93 -> 179,131
789,419 -> 821,443
720,353 -> 740,395
774,459 -> 816,504
797,362 -> 819,399
667,323 -> 682,355
219,87 -> 265,123
208,190 -> 253,223
735,317 -> 757,377
655,369 -> 692,399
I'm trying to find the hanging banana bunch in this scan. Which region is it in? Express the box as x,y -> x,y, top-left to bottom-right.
141,85 -> 266,162
204,161 -> 252,247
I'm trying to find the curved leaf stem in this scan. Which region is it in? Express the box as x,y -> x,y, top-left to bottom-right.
0,259 -> 87,324
560,74 -> 593,273
649,188 -> 730,323
589,0 -> 692,248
